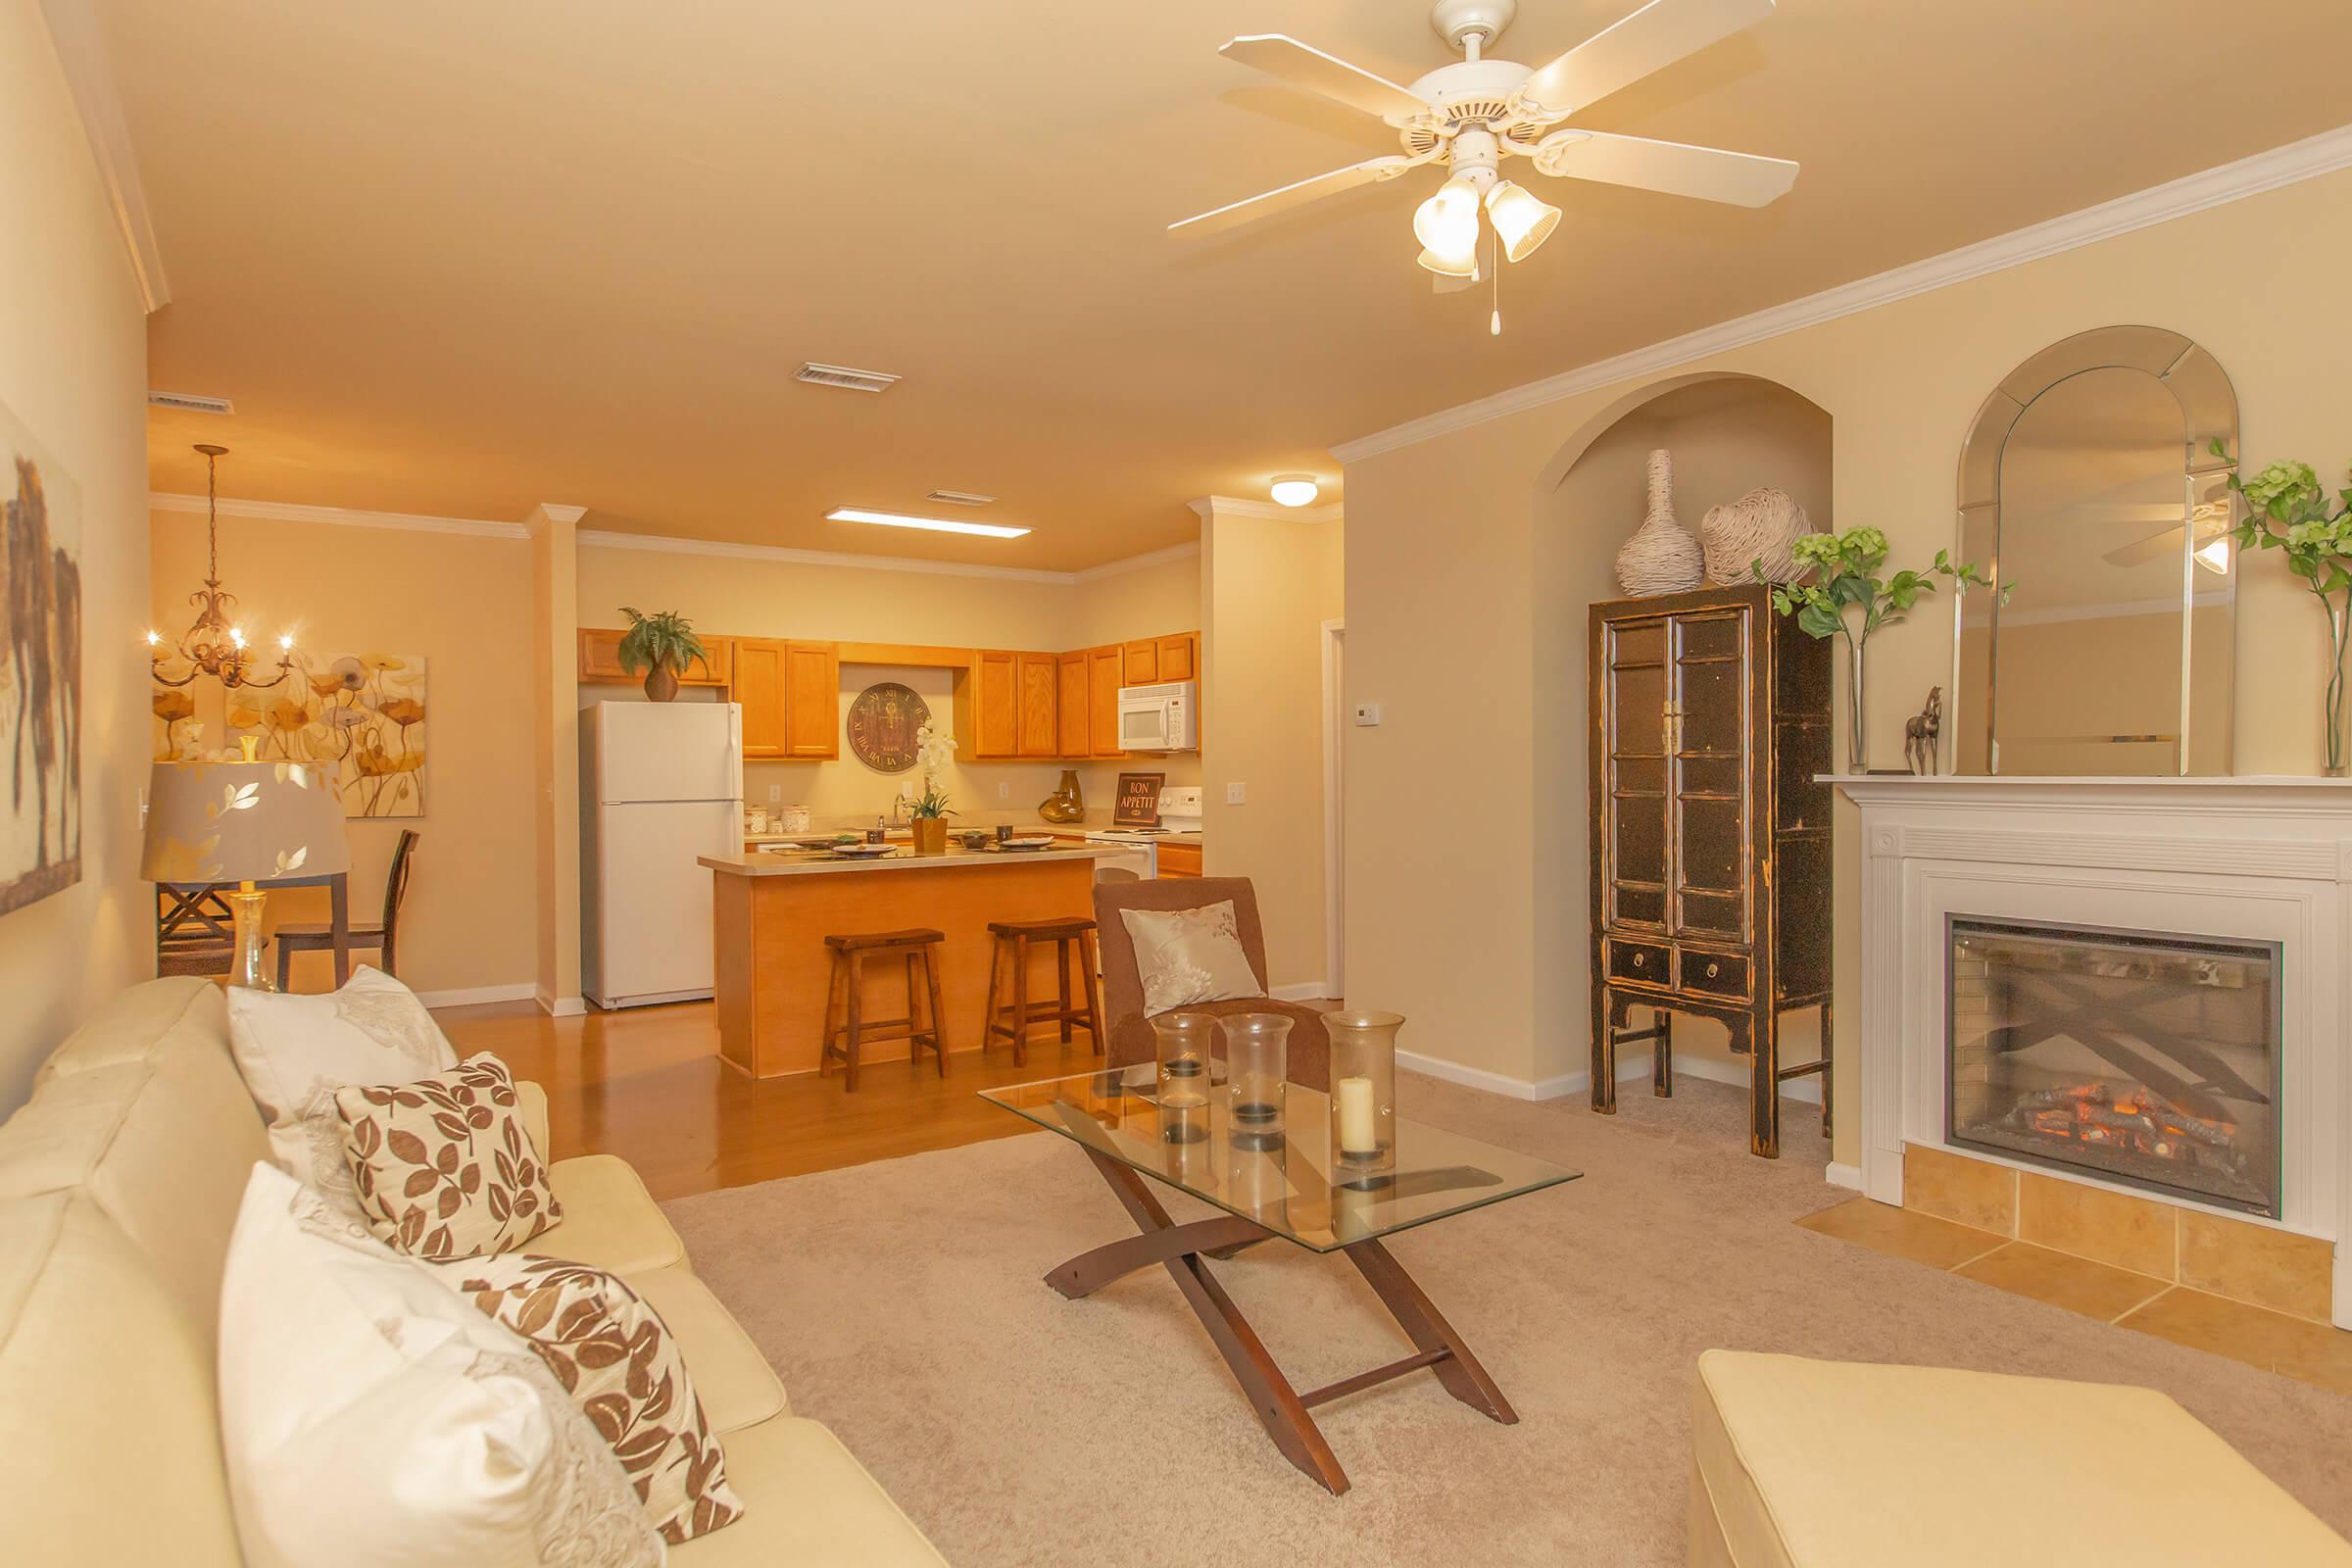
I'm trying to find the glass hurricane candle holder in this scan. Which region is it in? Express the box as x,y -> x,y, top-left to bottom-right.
1222,1012 -> 1292,1152
1325,1009 -> 1402,1186
1153,1011 -> 1213,1144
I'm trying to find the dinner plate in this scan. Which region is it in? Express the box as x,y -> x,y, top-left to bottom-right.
830,843 -> 899,858
999,837 -> 1057,852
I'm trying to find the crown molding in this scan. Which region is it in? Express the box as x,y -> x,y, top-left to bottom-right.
150,492 -> 529,539
154,490 -> 1203,581
1071,541 -> 1200,582
1332,122 -> 2352,464
1188,495 -> 1345,523
38,0 -> 168,313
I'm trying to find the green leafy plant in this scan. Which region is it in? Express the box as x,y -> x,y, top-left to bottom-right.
1754,529 -> 2003,768
2213,438 -> 2352,772
613,607 -> 709,677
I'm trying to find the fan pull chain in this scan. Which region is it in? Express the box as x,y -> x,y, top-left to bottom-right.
1489,230 -> 1502,336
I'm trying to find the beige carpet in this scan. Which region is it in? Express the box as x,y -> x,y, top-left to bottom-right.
665,1074 -> 2352,1566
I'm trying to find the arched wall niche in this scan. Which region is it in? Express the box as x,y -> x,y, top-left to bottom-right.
1530,371 -> 1837,1089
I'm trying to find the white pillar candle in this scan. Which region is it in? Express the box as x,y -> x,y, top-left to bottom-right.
1336,1075 -> 1378,1154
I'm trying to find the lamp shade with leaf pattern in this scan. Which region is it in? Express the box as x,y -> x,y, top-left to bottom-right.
140,758 -> 351,885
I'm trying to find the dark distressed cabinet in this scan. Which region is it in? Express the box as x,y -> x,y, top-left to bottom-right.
1588,583 -> 1834,1156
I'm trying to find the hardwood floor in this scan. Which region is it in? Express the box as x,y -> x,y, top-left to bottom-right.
440,998 -> 1115,1200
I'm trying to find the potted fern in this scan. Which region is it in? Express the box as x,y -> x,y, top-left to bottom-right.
614,607 -> 710,702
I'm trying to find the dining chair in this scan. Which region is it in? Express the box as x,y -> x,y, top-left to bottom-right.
274,829 -> 417,990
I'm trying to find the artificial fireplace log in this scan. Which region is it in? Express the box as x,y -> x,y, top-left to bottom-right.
1986,966 -> 2271,1112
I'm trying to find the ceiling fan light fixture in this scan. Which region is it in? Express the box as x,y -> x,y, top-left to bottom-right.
1269,474 -> 1321,508
2195,536 -> 2230,574
1415,245 -> 1478,278
1412,176 -> 1482,257
1485,180 -> 1560,263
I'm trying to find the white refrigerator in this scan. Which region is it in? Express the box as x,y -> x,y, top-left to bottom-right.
581,701 -> 743,1009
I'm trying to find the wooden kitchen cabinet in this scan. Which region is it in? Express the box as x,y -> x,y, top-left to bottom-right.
1120,631 -> 1200,688
1057,652 -> 1090,758
957,651 -> 1020,759
733,638 -> 788,757
1155,841 -> 1202,878
731,638 -> 838,759
579,627 -> 730,686
1087,645 -> 1125,759
781,641 -> 840,759
1121,638 -> 1157,685
1016,652 -> 1059,758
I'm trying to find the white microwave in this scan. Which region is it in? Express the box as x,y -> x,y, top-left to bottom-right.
1116,680 -> 1198,752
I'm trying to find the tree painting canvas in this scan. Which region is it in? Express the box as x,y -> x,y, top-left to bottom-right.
0,404 -> 82,915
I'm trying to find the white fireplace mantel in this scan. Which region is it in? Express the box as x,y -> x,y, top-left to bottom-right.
1829,774 -> 2352,1329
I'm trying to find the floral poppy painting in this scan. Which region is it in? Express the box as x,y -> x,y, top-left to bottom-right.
154,651 -> 426,818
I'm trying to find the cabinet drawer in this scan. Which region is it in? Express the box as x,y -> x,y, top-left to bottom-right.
1606,937 -> 1671,989
1678,947 -> 1750,1001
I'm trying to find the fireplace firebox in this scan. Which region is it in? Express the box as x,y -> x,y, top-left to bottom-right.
1946,917 -> 2281,1217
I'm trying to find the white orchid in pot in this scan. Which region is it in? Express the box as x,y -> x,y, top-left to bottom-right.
907,723 -> 956,854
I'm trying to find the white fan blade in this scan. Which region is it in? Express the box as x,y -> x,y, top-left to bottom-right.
2104,524 -> 2185,567
1168,156 -> 1410,236
1218,34 -> 1431,122
1533,129 -> 1795,207
1521,0 -> 1776,119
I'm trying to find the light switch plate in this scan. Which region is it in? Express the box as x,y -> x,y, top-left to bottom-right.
1226,782 -> 1247,805
765,784 -> 781,803
998,782 -> 1010,799
1353,702 -> 1383,726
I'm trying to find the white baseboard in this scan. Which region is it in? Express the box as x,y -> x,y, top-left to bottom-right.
417,983 -> 536,1010
534,989 -> 587,1018
1826,1162 -> 1864,1192
1269,980 -> 1329,1003
1395,1049 -> 1636,1102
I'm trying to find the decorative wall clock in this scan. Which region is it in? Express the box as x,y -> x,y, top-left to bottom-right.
846,682 -> 930,773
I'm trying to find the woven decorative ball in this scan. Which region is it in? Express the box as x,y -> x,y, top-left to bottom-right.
1701,486 -> 1812,585
1614,448 -> 1704,597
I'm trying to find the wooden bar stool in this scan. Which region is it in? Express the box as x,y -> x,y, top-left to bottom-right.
820,928 -> 947,1092
981,917 -> 1103,1066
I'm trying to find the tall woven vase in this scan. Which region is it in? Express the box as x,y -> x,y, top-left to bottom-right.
1614,449 -> 1704,598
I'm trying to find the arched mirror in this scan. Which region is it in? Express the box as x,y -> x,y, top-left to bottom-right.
1950,326 -> 2239,775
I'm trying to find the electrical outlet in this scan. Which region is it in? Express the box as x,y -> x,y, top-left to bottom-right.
765,784 -> 781,803
1226,782 -> 1247,805
1353,702 -> 1383,727
999,782 -> 1010,800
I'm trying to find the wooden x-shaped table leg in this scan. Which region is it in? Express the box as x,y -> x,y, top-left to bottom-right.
1051,1147 -> 1516,1494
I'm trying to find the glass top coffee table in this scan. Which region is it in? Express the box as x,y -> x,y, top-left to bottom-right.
982,1064 -> 1581,1494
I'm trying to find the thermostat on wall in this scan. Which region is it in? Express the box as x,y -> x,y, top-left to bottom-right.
1353,702 -> 1383,727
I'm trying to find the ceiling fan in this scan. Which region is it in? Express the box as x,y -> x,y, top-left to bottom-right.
1170,0 -> 1797,291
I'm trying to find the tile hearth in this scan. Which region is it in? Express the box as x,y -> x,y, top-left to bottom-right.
1799,1198 -> 2352,1396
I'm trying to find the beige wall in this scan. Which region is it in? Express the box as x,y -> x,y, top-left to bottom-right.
1200,508 -> 1345,991
1343,164 -> 2352,1158
0,0 -> 154,1113
147,510 -> 539,1000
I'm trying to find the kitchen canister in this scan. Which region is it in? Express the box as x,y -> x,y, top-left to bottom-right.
779,803 -> 811,833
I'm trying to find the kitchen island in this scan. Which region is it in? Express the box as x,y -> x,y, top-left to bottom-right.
701,845 -> 1124,1078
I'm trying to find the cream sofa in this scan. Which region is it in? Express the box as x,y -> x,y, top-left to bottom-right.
1688,1348 -> 2351,1567
0,976 -> 948,1566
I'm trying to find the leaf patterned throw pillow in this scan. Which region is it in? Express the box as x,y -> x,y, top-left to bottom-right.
444,1253 -> 747,1545
335,1054 -> 561,1260
1119,900 -> 1268,1015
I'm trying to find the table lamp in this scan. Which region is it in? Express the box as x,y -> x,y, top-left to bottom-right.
141,737 -> 351,990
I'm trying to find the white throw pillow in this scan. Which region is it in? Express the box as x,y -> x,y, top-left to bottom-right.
217,1163 -> 662,1568
226,965 -> 458,1215
1120,901 -> 1266,1015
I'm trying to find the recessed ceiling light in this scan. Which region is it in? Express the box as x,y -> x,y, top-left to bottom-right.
825,507 -> 1030,539
1269,474 -> 1320,508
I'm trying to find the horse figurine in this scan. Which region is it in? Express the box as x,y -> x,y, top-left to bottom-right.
1904,686 -> 1942,775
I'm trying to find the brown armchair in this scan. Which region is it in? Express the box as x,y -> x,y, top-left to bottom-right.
1092,877 -> 1332,1090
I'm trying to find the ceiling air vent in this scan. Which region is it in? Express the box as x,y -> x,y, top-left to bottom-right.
147,390 -> 234,415
794,362 -> 900,393
924,490 -> 997,507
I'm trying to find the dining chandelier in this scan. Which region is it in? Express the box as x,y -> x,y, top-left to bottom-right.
148,444 -> 296,691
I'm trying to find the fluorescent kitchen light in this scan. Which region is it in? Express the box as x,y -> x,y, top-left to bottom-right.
824,507 -> 1030,539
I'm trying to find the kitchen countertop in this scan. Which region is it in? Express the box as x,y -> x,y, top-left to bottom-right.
702,845 -> 1126,877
